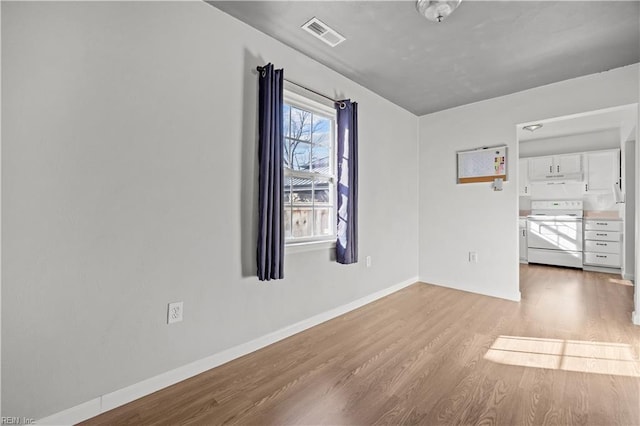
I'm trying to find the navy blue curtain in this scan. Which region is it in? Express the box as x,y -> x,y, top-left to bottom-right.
257,64 -> 284,280
336,100 -> 358,264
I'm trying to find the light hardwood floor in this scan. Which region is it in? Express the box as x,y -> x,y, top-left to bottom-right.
82,264 -> 640,425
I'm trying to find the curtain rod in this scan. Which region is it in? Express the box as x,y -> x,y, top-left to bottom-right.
256,66 -> 346,108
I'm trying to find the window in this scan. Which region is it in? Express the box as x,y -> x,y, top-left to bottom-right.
283,91 -> 336,244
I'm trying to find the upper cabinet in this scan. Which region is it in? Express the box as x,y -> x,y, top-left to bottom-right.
584,149 -> 620,193
528,153 -> 583,181
556,154 -> 583,175
518,158 -> 530,196
521,149 -> 621,197
528,156 -> 554,180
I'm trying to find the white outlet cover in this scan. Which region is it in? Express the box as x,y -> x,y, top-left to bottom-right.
167,301 -> 183,324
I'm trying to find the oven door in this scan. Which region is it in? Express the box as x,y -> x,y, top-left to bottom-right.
527,216 -> 583,252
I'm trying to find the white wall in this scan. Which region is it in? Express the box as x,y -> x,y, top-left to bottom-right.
418,64 -> 639,301
623,139 -> 636,280
519,129 -> 620,158
1,2 -> 419,419
636,62 -> 640,325
0,0 -> 3,416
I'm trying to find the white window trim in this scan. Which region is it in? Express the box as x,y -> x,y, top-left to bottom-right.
285,239 -> 336,254
283,88 -> 337,247
285,90 -> 336,117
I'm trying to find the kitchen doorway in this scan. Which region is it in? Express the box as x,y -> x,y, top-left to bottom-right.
516,104 -> 639,325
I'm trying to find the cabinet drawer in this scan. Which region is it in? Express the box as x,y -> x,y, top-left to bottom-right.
584,230 -> 621,242
584,220 -> 622,232
584,252 -> 621,267
584,240 -> 621,254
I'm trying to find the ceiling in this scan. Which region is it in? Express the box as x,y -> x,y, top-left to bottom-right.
518,105 -> 637,142
210,1 -> 640,116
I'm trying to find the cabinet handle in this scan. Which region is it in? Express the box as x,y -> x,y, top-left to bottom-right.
596,243 -> 607,246
585,184 -> 588,191
557,165 -> 560,173
596,233 -> 607,236
596,255 -> 607,258
596,222 -> 607,226
549,165 -> 552,173
525,186 -> 527,194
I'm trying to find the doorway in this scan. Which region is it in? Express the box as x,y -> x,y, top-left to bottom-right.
516,104 -> 639,325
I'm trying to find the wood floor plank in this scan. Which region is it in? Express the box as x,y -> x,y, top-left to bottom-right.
81,264 -> 640,426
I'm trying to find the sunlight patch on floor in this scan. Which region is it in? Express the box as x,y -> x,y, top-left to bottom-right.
484,335 -> 640,378
608,277 -> 633,286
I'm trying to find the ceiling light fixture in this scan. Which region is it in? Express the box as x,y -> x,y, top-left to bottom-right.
416,0 -> 462,23
523,124 -> 544,132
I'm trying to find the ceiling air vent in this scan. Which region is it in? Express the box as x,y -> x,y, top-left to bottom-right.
301,17 -> 346,47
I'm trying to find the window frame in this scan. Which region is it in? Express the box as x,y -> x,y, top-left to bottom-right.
283,89 -> 337,246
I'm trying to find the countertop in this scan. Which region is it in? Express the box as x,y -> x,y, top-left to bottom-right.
583,211 -> 621,220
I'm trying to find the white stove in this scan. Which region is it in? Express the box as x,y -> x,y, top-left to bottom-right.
527,200 -> 584,268
528,200 -> 584,218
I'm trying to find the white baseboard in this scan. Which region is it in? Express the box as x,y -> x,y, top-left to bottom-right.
36,398 -> 101,426
418,278 -> 521,302
622,272 -> 635,281
36,276 -> 419,425
583,265 -> 622,275
633,311 -> 640,326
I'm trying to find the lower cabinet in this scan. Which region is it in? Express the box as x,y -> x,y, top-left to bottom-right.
584,252 -> 621,268
519,219 -> 527,263
583,219 -> 622,269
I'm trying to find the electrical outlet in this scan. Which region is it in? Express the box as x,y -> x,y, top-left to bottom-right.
167,301 -> 183,324
469,251 -> 478,263
366,256 -> 372,267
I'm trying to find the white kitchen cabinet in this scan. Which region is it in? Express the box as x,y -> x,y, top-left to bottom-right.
583,219 -> 622,270
584,149 -> 620,193
529,154 -> 582,181
529,156 -> 554,180
584,252 -> 621,268
556,154 -> 582,175
584,240 -> 621,254
584,219 -> 622,232
519,219 -> 528,263
584,230 -> 621,241
518,158 -> 530,196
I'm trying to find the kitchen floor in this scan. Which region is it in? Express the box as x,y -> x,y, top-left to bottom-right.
519,263 -> 634,329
